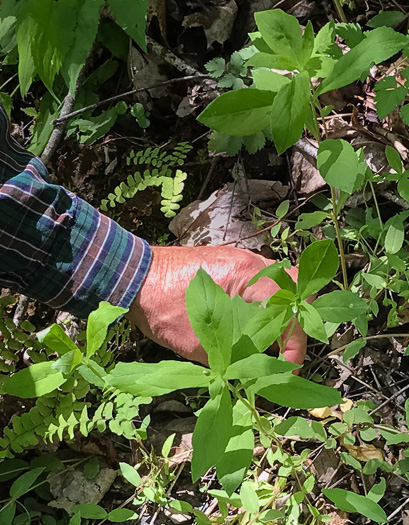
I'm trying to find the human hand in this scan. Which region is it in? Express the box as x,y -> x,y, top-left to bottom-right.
128,246 -> 307,367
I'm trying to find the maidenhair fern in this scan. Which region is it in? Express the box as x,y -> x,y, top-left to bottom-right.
101,142 -> 192,218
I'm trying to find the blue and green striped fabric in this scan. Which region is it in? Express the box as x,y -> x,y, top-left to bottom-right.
0,104 -> 151,317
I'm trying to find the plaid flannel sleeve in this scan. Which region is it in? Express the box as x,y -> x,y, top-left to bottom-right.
0,106 -> 151,318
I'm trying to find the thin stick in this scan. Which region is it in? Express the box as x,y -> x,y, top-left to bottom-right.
53,75 -> 211,125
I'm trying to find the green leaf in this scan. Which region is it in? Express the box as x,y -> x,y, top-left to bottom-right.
398,176 -> 409,201
343,338 -> 366,363
119,462 -> 141,487
300,21 -> 315,67
240,481 -> 259,514
248,260 -> 296,293
209,131 -> 243,156
216,400 -> 254,495
400,103 -> 409,125
16,12 -> 37,97
28,92 -> 59,155
297,240 -> 339,299
274,416 -> 313,439
51,348 -> 83,375
297,301 -> 328,343
33,0 -> 78,93
0,459 -> 29,482
225,353 -> 299,380
162,433 -> 176,458
86,301 -> 127,358
296,211 -> 329,230
108,508 -> 137,522
385,145 -> 403,174
254,9 -> 303,66
186,269 -> 233,375
205,57 -> 225,78
108,0 -> 149,51
0,502 -> 16,525
245,52 -> 298,70
367,11 -> 405,28
4,362 -> 65,398
318,27 -> 408,95
317,139 -> 361,194
10,467 -> 45,500
252,69 -> 291,91
376,77 -> 408,120
70,503 -> 108,519
105,360 -> 211,397
249,373 -> 343,409
191,385 -> 233,482
243,132 -> 266,154
61,0 -> 104,94
197,89 -> 276,136
69,512 -> 81,525
231,295 -> 259,345
242,299 -> 293,352
83,457 -> 99,480
322,488 -> 387,523
37,324 -> 79,355
367,478 -> 386,503
336,22 -> 364,47
270,71 -> 311,154
313,290 -> 367,322
384,215 -> 405,254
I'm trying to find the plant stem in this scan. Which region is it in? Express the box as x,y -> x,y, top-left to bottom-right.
331,188 -> 349,289
310,92 -> 349,290
333,0 -> 348,22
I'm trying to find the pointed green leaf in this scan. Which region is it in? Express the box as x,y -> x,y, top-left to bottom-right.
197,89 -> 276,137
297,240 -> 339,299
385,145 -> 403,174
317,139 -> 361,194
243,301 -> 293,352
108,0 -> 149,50
254,9 -> 303,65
37,324 -> 79,355
0,502 -> 16,525
318,27 -> 408,95
216,400 -> 254,495
249,373 -> 342,409
323,488 -> 387,523
10,467 -> 45,499
313,290 -> 367,322
343,338 -> 366,363
225,353 -> 299,380
105,360 -> 211,396
297,301 -> 328,343
367,478 -> 386,503
271,71 -> 311,154
70,504 -> 107,520
4,362 -> 65,398
61,0 -> 104,94
252,69 -> 290,91
248,260 -> 296,293
51,348 -> 83,375
86,302 -> 127,358
192,385 -> 233,482
119,463 -> 141,488
384,215 -> 405,254
186,269 -> 233,374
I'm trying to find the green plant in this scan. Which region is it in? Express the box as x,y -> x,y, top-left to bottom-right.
101,142 -> 192,218
0,0 -> 149,99
0,304 -> 151,459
